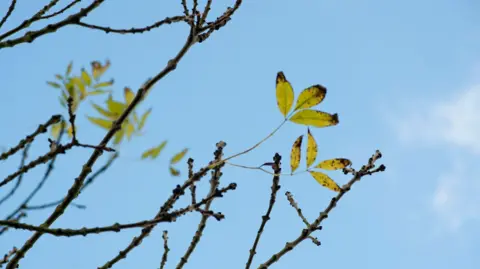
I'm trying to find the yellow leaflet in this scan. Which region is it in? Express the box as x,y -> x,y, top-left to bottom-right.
106,97 -> 126,115
55,74 -> 63,80
93,80 -> 114,89
124,87 -> 135,105
66,62 -> 73,76
91,102 -> 117,119
170,148 -> 188,164
51,123 -> 62,139
141,141 -> 167,159
306,129 -> 317,168
138,109 -> 151,130
316,158 -> 351,170
113,129 -> 124,145
309,171 -> 341,192
276,72 -> 294,118
294,85 -> 326,111
125,122 -> 135,140
71,77 -> 86,100
87,117 -> 113,130
290,135 -> 303,173
47,81 -> 61,89
91,60 -> 110,80
88,89 -> 110,95
169,166 -> 180,176
81,69 -> 91,86
289,109 -> 339,128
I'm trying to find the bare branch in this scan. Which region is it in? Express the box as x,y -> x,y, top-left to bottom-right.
285,191 -> 310,227
160,231 -> 170,269
245,153 -> 282,269
0,144 -> 31,206
38,0 -> 81,20
0,0 -> 17,29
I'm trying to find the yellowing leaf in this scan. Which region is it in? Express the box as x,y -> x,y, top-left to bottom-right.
290,135 -> 303,174
138,108 -> 151,130
106,97 -> 126,115
55,74 -> 63,80
81,69 -> 91,86
124,87 -> 134,105
309,171 -> 341,192
47,81 -> 61,89
71,77 -> 86,100
113,129 -> 124,145
141,141 -> 167,159
87,117 -> 113,130
91,102 -> 117,119
91,60 -> 110,80
125,122 -> 135,140
67,124 -> 74,138
93,80 -> 114,89
169,166 -> 180,176
294,85 -> 326,111
51,123 -> 62,139
170,148 -> 188,164
315,158 -> 351,170
276,71 -> 294,118
289,110 -> 339,128
88,89 -> 111,95
306,129 -> 317,168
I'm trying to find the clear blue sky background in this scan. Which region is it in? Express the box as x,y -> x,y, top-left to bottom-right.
1,0 -> 479,268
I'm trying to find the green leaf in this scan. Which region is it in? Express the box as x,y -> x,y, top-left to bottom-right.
289,110 -> 339,128
66,62 -> 73,76
309,171 -> 341,192
87,117 -> 113,130
81,69 -> 91,86
141,141 -> 167,159
55,74 -> 63,80
169,166 -> 180,176
294,85 -> 326,111
170,148 -> 188,164
47,81 -> 61,89
276,72 -> 294,118
138,108 -> 151,130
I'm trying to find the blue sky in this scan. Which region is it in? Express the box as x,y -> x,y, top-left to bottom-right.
1,0 -> 479,268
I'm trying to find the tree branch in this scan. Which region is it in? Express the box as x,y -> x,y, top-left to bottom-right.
0,0 -> 17,29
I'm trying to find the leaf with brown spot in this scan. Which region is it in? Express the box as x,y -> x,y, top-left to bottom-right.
294,85 -> 326,111
309,171 -> 341,192
290,135 -> 303,174
315,158 -> 351,170
306,129 -> 317,168
276,71 -> 295,118
289,109 -> 339,128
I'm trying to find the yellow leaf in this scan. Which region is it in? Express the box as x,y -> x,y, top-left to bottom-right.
138,108 -> 151,130
47,81 -> 61,89
91,60 -> 110,80
91,102 -> 117,119
170,148 -> 188,164
113,129 -> 124,145
88,89 -> 111,95
87,117 -> 113,130
315,158 -> 351,170
306,129 -> 317,168
51,123 -> 62,139
125,122 -> 135,140
290,135 -> 303,173
124,87 -> 134,105
106,97 -> 126,115
133,111 -> 139,124
66,61 -> 73,76
294,85 -> 326,111
169,166 -> 180,176
141,141 -> 167,159
309,171 -> 341,192
81,69 -> 91,86
67,124 -> 74,138
71,77 -> 86,100
289,109 -> 339,128
276,71 -> 294,118
93,80 -> 114,89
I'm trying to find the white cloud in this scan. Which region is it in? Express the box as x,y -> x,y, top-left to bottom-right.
395,85 -> 480,154
393,84 -> 480,232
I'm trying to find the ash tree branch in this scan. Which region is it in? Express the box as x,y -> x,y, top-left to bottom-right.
257,150 -> 386,269
38,0 -> 81,20
160,231 -> 170,269
0,144 -> 31,207
245,153 -> 282,269
176,141 -> 226,269
0,0 -> 17,29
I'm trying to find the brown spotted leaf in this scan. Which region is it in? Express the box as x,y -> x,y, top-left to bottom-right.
290,135 -> 303,174
294,85 -> 326,111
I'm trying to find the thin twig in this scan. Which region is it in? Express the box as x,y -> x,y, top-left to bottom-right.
0,144 -> 31,206
0,114 -> 61,161
257,151 -> 385,268
0,0 -> 17,29
38,0 -> 81,20
285,191 -> 310,227
245,153 -> 282,269
160,231 -> 169,269
187,158 -> 196,204
75,15 -> 188,34
0,246 -> 17,267
0,212 -> 26,236
176,141 -> 226,269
